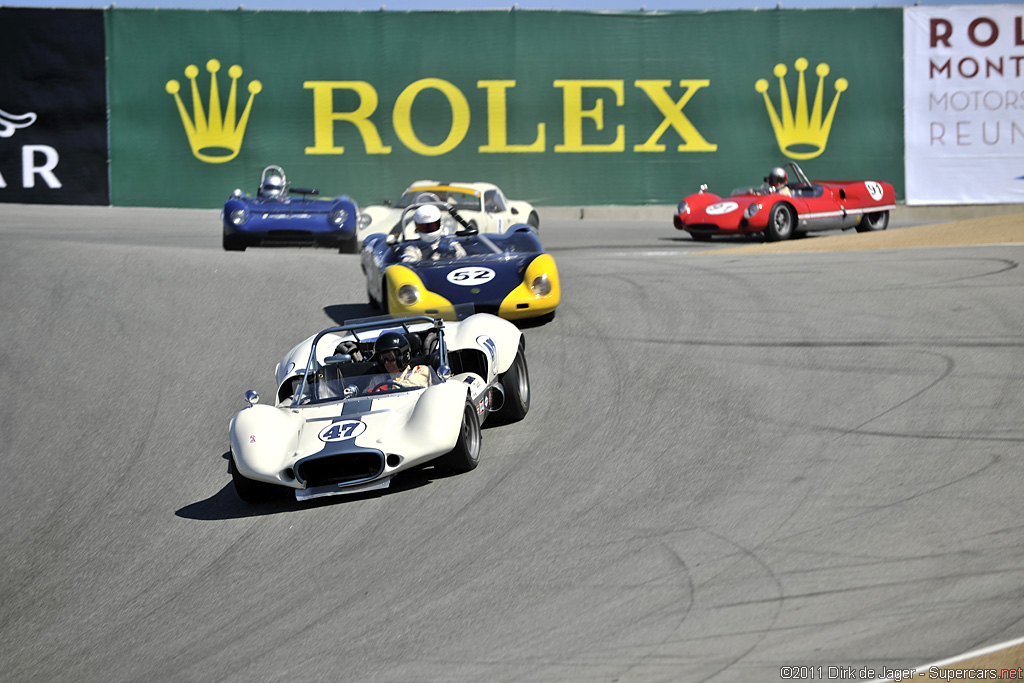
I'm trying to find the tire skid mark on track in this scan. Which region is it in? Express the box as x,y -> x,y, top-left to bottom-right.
754,452 -> 1002,550
830,350 -> 955,441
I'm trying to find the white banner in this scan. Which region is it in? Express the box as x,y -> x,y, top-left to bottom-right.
904,5 -> 1024,205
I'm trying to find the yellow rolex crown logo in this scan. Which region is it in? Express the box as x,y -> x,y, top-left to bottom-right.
166,59 -> 262,164
755,58 -> 847,160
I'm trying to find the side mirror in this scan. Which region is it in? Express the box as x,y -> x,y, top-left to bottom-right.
437,364 -> 453,379
386,234 -> 397,245
344,385 -> 359,398
324,354 -> 352,365
244,389 -> 260,407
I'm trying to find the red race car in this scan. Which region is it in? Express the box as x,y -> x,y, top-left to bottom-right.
672,162 -> 896,242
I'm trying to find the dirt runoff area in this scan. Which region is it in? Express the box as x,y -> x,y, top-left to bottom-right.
706,213 -> 1024,255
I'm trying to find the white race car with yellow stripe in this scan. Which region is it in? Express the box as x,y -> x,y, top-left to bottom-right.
228,311 -> 530,503
355,180 -> 539,245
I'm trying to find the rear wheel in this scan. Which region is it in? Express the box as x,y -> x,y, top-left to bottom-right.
764,204 -> 795,242
230,456 -> 283,503
436,402 -> 481,474
856,211 -> 889,233
495,343 -> 530,423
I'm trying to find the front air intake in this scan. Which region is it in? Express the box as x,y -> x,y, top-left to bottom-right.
295,450 -> 384,488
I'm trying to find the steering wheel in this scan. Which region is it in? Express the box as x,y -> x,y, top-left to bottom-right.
368,379 -> 401,393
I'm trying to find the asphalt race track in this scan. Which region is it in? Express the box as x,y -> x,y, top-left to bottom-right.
2,205 -> 1022,682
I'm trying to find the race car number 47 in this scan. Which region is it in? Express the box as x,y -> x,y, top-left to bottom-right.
447,267 -> 495,286
319,420 -> 366,442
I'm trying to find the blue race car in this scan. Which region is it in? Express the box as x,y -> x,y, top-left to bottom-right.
360,199 -> 560,323
221,165 -> 360,253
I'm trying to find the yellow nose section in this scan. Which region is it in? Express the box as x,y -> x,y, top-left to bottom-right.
384,265 -> 456,318
499,254 -> 560,320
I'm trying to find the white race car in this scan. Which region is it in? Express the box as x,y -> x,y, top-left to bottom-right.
228,310 -> 529,503
355,180 -> 539,245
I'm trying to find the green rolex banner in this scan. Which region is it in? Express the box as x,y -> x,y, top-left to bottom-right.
106,8 -> 904,209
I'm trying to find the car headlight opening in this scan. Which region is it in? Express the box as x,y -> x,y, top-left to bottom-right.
357,213 -> 372,230
397,284 -> 421,306
676,201 -> 688,215
528,273 -> 552,297
744,203 -> 761,219
330,207 -> 349,226
230,208 -> 249,225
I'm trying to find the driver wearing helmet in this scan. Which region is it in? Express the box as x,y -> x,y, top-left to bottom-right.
260,172 -> 286,200
767,167 -> 792,196
400,205 -> 467,262
366,331 -> 431,392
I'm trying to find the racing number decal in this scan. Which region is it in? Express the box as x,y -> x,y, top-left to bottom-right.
447,267 -> 495,286
706,202 -> 739,215
477,335 -> 497,368
318,420 -> 367,442
865,181 -> 884,201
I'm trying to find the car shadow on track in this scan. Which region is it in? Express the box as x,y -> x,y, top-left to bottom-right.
659,234 -> 768,245
324,303 -> 379,326
174,453 -> 448,520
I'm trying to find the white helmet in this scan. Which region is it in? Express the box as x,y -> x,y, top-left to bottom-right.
262,173 -> 285,199
413,205 -> 443,242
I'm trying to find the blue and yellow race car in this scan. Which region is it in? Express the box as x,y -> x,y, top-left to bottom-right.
360,200 -> 559,323
222,165 -> 360,252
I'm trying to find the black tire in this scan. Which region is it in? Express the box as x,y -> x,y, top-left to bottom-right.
230,455 -> 283,503
222,234 -> 246,251
436,402 -> 481,474
856,211 -> 890,233
764,203 -> 795,242
527,212 -> 540,230
338,235 -> 359,254
380,276 -> 390,314
495,343 -> 530,423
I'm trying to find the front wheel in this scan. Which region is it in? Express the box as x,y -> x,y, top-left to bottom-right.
380,276 -> 390,314
222,234 -> 246,251
436,402 -> 481,474
338,235 -> 359,254
527,212 -> 540,230
764,203 -> 794,242
856,211 -> 889,233
495,343 -> 530,423
230,456 -> 283,503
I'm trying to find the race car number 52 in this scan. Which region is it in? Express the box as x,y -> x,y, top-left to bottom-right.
447,267 -> 495,286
